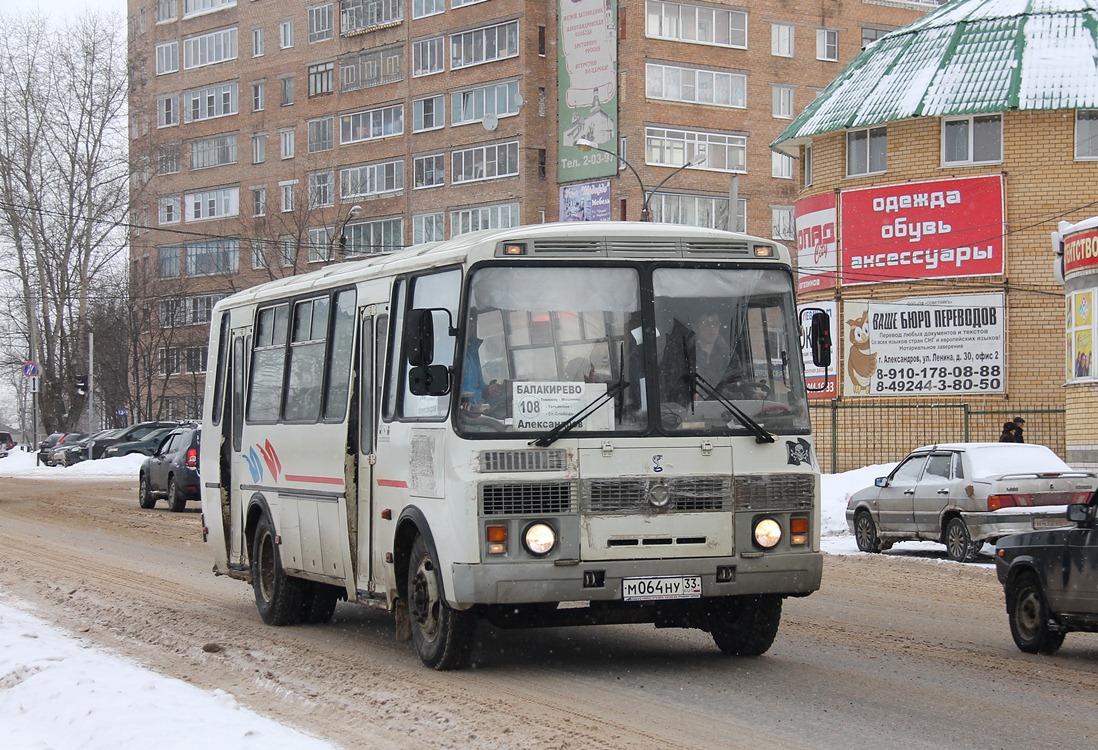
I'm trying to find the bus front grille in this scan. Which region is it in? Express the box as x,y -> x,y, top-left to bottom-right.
734,474 -> 814,510
582,477 -> 731,514
479,449 -> 568,473
479,481 -> 575,515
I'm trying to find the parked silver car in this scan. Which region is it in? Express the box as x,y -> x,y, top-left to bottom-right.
846,443 -> 1097,562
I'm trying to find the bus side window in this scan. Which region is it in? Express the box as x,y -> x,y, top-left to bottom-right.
383,281 -> 406,422
359,316 -> 373,454
401,268 -> 460,420
211,314 -> 230,426
375,313 -> 388,428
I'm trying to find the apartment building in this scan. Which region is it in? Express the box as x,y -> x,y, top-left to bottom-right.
127,0 -> 934,418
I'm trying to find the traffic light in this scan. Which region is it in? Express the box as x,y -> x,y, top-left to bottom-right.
75,374 -> 88,396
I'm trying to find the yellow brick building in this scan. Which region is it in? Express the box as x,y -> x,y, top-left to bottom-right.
772,0 -> 1098,469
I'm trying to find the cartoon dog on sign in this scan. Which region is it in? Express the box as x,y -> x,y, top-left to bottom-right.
846,310 -> 877,394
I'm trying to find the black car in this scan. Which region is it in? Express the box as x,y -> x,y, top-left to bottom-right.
53,428 -> 125,467
103,426 -> 177,458
38,432 -> 87,466
995,492 -> 1098,654
90,420 -> 181,459
138,426 -> 200,512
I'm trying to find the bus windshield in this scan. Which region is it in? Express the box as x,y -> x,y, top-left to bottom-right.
457,264 -> 810,437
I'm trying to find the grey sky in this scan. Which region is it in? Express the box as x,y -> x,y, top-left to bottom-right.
0,0 -> 127,17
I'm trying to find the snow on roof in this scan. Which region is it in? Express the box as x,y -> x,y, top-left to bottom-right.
773,0 -> 1098,150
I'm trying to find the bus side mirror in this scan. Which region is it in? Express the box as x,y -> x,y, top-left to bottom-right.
405,309 -> 436,367
408,364 -> 451,396
810,312 -> 832,368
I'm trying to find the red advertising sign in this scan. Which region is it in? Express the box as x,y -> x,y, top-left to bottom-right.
1064,227 -> 1098,275
840,175 -> 1004,285
795,193 -> 837,294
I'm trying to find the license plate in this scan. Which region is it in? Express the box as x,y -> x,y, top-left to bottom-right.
622,575 -> 702,602
1032,517 -> 1067,529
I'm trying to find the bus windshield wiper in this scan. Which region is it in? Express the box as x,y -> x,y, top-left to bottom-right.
689,372 -> 775,444
529,380 -> 629,448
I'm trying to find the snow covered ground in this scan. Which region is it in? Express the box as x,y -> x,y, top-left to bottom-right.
0,447 -> 916,749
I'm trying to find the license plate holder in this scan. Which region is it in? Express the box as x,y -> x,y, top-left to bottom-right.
1032,516 -> 1067,529
622,575 -> 702,602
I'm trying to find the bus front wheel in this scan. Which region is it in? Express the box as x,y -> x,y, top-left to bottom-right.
407,534 -> 475,670
251,513 -> 308,626
708,594 -> 782,656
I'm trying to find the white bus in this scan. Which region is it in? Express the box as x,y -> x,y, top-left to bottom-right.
200,222 -> 832,669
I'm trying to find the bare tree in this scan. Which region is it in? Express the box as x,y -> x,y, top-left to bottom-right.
0,11 -> 130,434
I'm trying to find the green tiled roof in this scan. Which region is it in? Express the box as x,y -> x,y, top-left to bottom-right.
773,0 -> 1098,150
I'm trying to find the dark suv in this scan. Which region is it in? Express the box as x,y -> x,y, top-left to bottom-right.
138,425 -> 201,512
90,421 -> 180,459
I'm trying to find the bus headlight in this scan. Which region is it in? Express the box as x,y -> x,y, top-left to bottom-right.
753,518 -> 782,549
522,522 -> 557,557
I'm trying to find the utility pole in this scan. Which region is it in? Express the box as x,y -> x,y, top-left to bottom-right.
88,330 -> 95,434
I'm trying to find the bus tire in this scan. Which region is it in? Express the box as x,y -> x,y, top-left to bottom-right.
300,582 -> 341,624
407,534 -> 475,670
709,594 -> 782,656
251,513 -> 308,626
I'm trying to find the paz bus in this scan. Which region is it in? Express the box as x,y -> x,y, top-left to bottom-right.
200,221 -> 832,669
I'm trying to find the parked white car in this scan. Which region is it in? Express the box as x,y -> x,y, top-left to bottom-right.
846,443 -> 1097,562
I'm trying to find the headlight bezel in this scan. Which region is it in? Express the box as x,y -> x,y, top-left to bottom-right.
522,521 -> 557,557
753,517 -> 783,549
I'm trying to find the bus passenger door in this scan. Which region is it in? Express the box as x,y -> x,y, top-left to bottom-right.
227,329 -> 250,563
354,313 -> 381,592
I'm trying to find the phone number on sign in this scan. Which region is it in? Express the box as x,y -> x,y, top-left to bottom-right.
878,365 -> 1001,380
874,377 -> 1002,393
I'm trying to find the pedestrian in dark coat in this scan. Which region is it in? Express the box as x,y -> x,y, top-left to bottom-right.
1012,416 -> 1026,443
998,421 -> 1017,442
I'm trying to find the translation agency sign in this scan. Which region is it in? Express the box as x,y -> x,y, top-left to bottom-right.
840,175 -> 1005,285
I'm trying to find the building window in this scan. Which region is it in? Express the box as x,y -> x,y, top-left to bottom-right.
340,0 -> 403,33
307,227 -> 335,263
159,347 -> 181,375
157,94 -> 179,127
942,114 -> 1002,165
183,26 -> 237,69
451,80 -> 520,126
308,116 -> 334,152
280,128 -> 295,159
772,207 -> 795,240
158,245 -> 182,278
156,42 -> 179,74
772,151 -> 793,179
646,126 -> 745,172
185,186 -> 239,221
343,218 -> 404,256
771,23 -> 793,57
252,239 -> 266,269
413,153 -> 445,188
279,236 -> 295,267
252,26 -> 264,56
452,141 -> 520,184
413,212 -> 445,243
452,0 -> 487,7
280,18 -> 294,48
183,81 -> 238,122
185,346 -> 208,374
413,0 -> 444,19
816,29 -> 838,61
158,196 -> 181,224
280,181 -> 296,212
280,75 -> 295,105
156,0 -> 177,23
772,85 -> 794,119
308,62 -> 334,96
190,134 -> 237,169
308,3 -> 334,42
308,171 -> 335,208
340,159 -> 405,199
339,104 -> 404,144
413,95 -> 444,132
804,143 -> 813,186
450,20 -> 518,70
252,80 -> 265,111
413,36 -> 444,77
158,144 -> 181,174
646,1 -> 746,49
185,238 -> 239,276
862,26 -> 893,47
646,63 -> 746,109
451,202 -> 519,236
847,126 -> 887,176
341,45 -> 403,91
252,186 -> 266,216
648,193 -> 745,232
252,132 -> 266,164
1076,110 -> 1098,159
183,0 -> 236,16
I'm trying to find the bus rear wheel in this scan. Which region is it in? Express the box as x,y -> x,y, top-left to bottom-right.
251,513 -> 308,626
708,594 -> 782,656
407,534 -> 475,670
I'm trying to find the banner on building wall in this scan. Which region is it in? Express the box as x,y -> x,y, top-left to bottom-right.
840,175 -> 1005,285
841,293 -> 1006,397
799,300 -> 838,399
560,180 -> 612,221
795,193 -> 838,294
1066,290 -> 1095,380
558,0 -> 619,184
1064,227 -> 1098,275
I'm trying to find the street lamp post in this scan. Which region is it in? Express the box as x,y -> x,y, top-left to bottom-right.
574,138 -> 705,221
336,204 -> 364,253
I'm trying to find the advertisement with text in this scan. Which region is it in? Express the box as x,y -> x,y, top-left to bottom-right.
842,293 -> 1005,397
558,0 -> 618,183
795,193 -> 838,294
840,175 -> 1005,285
